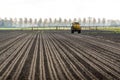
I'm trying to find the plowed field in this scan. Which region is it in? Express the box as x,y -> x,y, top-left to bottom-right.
0,30 -> 120,80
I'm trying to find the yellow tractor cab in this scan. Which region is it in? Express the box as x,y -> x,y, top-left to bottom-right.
71,22 -> 81,33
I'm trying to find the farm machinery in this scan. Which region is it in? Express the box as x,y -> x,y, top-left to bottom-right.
71,22 -> 81,33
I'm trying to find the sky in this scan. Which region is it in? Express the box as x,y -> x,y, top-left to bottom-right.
0,0 -> 120,20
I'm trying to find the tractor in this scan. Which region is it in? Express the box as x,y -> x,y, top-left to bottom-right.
71,22 -> 81,33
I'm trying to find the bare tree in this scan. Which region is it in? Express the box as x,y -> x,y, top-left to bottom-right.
83,18 -> 86,26
13,18 -> 17,27
110,20 -> 118,27
24,18 -> 28,27
68,18 -> 72,23
54,18 -> 57,29
4,17 -> 8,27
9,18 -> 13,27
64,19 -> 67,29
68,18 -> 72,27
93,18 -> 97,30
73,18 -> 77,22
38,18 -> 42,27
102,18 -> 106,27
78,18 -> 81,24
34,18 -> 37,27
88,17 -> 92,29
49,18 -> 52,27
19,18 -> 23,27
98,18 -> 101,27
0,19 -> 4,27
0,18 -> 2,27
58,17 -> 62,28
29,18 -> 33,27
115,20 -> 120,26
43,18 -> 48,27
107,20 -> 111,26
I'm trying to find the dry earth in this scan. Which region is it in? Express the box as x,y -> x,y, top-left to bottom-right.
0,30 -> 120,80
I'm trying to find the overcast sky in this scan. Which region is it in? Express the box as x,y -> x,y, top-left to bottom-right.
0,0 -> 120,20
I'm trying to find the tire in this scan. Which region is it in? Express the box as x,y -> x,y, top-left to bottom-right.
78,30 -> 81,33
71,30 -> 74,33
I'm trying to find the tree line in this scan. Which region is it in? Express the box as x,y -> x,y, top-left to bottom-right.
0,17 -> 120,28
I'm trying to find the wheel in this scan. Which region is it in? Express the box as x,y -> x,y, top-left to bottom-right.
78,30 -> 81,33
71,30 -> 74,33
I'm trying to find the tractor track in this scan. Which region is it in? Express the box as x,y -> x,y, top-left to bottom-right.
0,30 -> 119,80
